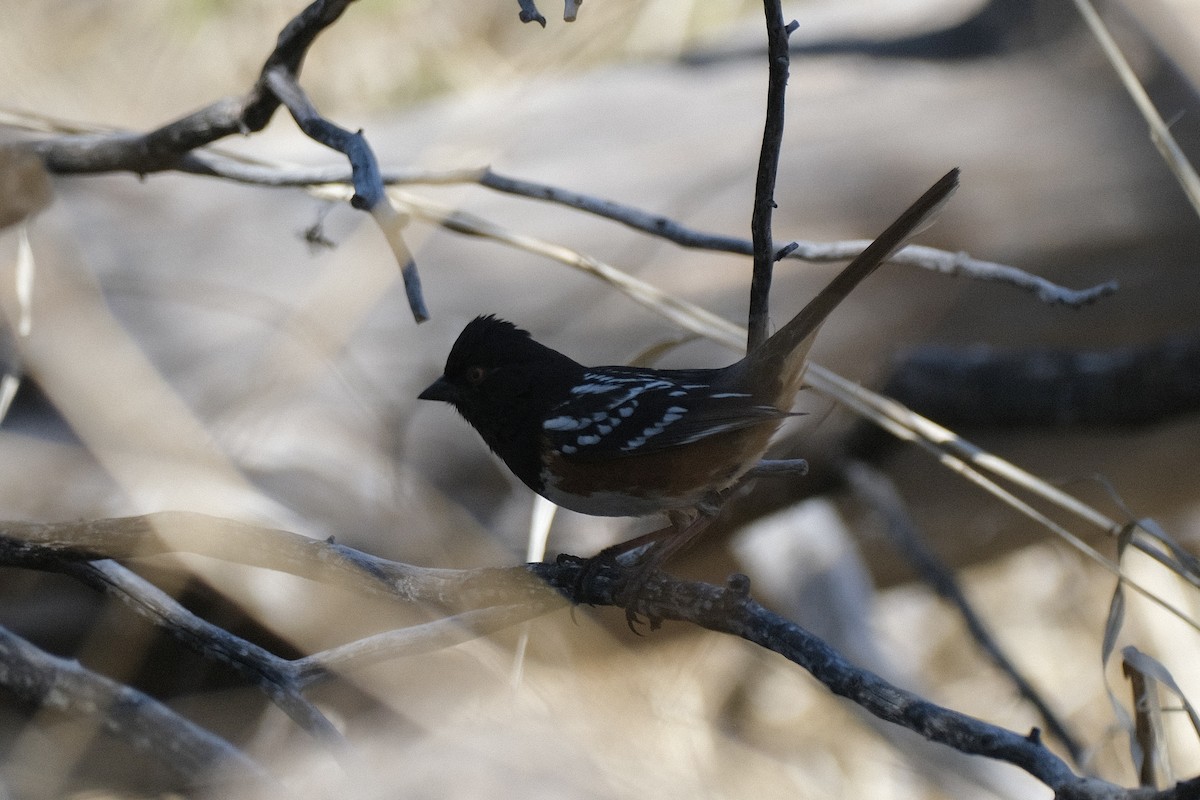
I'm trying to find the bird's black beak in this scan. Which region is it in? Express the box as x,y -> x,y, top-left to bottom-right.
418,376 -> 457,403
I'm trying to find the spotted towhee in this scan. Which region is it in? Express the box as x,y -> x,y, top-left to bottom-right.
420,169 -> 958,605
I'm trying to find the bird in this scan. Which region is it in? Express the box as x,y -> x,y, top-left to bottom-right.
419,169 -> 958,613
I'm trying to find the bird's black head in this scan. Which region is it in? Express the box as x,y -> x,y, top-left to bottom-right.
419,316 -> 583,474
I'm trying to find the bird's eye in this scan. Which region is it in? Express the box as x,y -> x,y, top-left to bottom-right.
465,365 -> 488,385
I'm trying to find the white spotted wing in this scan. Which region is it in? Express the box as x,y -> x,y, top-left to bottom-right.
541,368 -> 788,459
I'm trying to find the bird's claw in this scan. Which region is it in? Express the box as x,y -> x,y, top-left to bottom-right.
564,549 -> 666,631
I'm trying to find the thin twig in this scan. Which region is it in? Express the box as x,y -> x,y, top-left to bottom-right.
1071,0 -> 1200,220
747,2 -> 796,349
263,68 -> 427,321
517,0 -> 546,26
843,460 -> 1085,765
263,69 -> 382,211
294,605 -> 536,684
21,0 -> 429,321
476,166 -> 1115,307
299,158 -> 1107,306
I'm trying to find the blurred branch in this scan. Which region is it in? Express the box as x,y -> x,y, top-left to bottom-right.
0,511 -> 1190,799
0,623 -> 276,791
843,460 -> 1085,765
294,605 -> 539,683
0,147 -> 52,230
0,511 -> 559,612
809,361 -> 1200,636
17,0 -> 428,321
0,513 -> 563,764
883,334 -> 1200,427
63,559 -> 353,757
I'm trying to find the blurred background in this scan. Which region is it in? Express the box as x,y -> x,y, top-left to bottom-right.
1,0 -> 1199,797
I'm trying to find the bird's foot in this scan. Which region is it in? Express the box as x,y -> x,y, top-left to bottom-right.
611,560 -> 667,633
559,544 -> 667,632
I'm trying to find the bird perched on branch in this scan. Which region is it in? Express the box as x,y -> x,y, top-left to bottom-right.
420,169 -> 958,616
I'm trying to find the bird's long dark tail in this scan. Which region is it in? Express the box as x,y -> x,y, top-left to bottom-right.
746,168 -> 960,392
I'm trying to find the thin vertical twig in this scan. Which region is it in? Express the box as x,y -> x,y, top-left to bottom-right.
747,3 -> 796,350
263,67 -> 429,322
